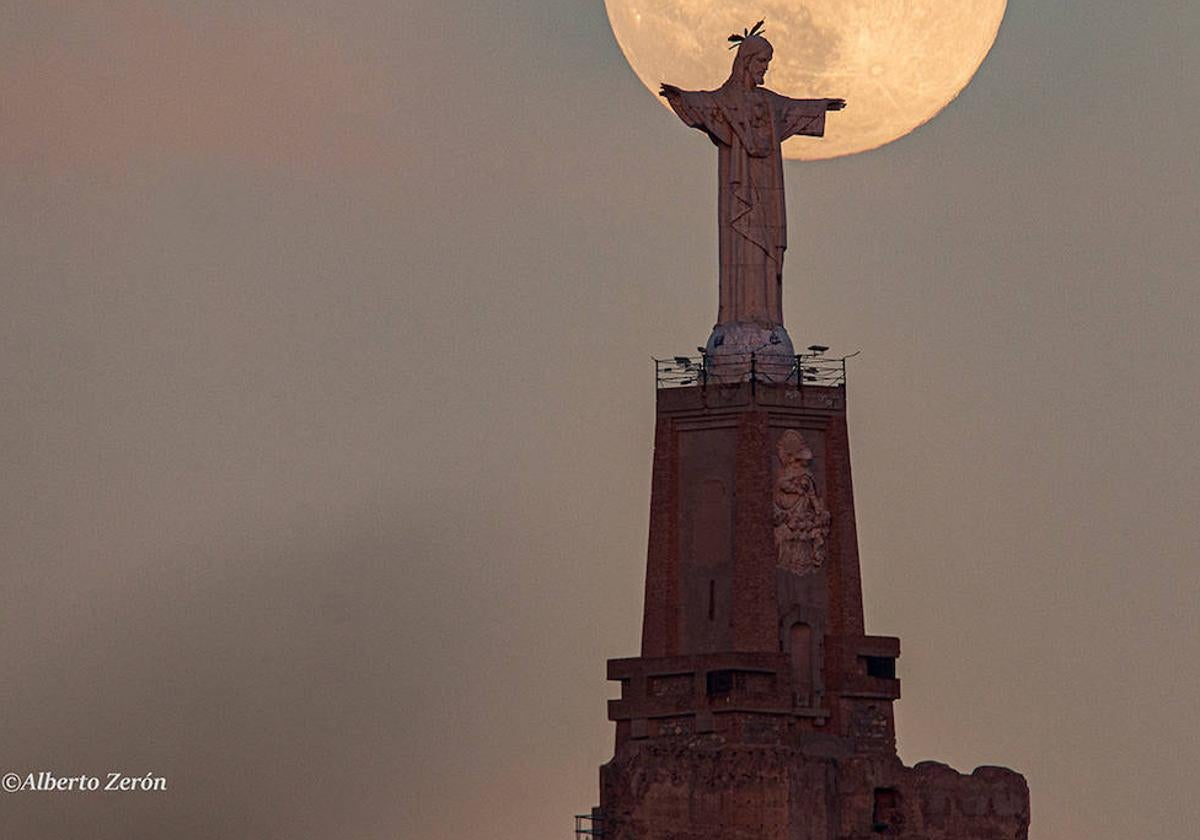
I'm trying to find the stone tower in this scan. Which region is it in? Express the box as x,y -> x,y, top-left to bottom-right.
593,370 -> 1030,839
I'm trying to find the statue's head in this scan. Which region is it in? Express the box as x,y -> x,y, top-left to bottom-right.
730,34 -> 773,88
777,430 -> 814,467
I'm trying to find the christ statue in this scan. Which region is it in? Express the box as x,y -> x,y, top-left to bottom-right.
660,23 -> 844,367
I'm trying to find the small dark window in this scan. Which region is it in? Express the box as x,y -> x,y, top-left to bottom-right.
864,656 -> 896,679
706,669 -> 734,696
872,787 -> 903,834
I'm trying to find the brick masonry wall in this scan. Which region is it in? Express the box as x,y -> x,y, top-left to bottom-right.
600,741 -> 1028,840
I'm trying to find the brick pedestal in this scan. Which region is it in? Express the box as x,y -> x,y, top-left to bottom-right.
596,381 -> 1028,839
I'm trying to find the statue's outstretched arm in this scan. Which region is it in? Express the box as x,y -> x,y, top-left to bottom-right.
660,83 -> 730,145
780,95 -> 846,111
775,95 -> 846,140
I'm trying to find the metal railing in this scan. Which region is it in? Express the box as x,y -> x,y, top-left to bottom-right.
654,351 -> 854,390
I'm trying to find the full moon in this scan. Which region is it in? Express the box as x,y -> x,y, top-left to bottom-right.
605,1 -> 1006,160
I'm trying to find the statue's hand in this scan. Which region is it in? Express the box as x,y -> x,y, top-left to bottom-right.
660,83 -> 682,99
826,98 -> 847,111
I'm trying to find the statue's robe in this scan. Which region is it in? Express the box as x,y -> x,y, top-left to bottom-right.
663,86 -> 830,326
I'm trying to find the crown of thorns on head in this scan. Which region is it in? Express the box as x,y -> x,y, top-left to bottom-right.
728,19 -> 766,49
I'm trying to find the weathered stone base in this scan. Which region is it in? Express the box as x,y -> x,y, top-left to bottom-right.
600,738 -> 1028,840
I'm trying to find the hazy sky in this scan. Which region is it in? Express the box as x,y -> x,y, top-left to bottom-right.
2,2 -> 1197,838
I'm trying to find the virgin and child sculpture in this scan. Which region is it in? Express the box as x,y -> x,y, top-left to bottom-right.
772,429 -> 831,575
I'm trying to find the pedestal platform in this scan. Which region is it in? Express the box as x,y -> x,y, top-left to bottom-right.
594,376 -> 1029,840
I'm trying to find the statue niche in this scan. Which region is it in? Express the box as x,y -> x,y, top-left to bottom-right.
772,430 -> 831,575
